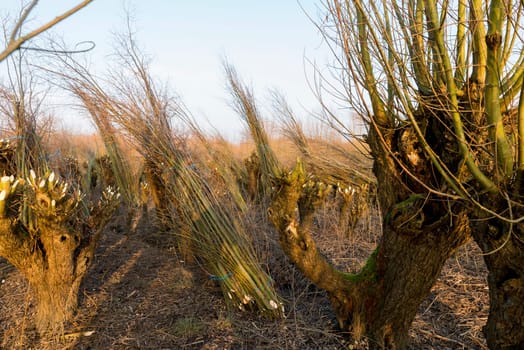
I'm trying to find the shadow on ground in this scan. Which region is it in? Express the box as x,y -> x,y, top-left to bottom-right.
0,215 -> 488,349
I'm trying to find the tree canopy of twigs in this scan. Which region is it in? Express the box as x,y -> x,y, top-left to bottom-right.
320,0 -> 524,210
225,63 -> 282,200
51,29 -> 285,318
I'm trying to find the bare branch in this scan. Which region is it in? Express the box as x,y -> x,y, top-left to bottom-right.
0,0 -> 93,63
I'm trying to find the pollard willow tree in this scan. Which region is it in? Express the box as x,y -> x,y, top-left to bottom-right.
0,1 -> 119,334
0,61 -> 119,336
0,166 -> 120,334
269,0 -> 524,348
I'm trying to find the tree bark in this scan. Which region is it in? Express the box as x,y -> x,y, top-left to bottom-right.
0,176 -> 117,335
29,269 -> 82,334
471,206 -> 524,349
143,159 -> 172,231
30,221 -> 94,333
269,160 -> 470,349
1,218 -> 96,334
364,213 -> 470,348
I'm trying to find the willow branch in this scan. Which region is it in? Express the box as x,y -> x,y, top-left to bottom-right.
485,0 -> 514,177
9,0 -> 39,43
0,0 -> 93,63
350,0 -> 388,126
501,0 -> 520,68
391,0 -> 431,93
519,77 -> 524,172
454,0 -> 467,86
501,54 -> 524,107
426,0 -> 497,191
470,0 -> 487,84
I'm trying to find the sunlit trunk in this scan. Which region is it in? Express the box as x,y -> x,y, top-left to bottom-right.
0,211 -> 105,335
361,215 -> 469,349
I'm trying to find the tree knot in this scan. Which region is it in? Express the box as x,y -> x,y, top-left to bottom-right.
485,33 -> 501,49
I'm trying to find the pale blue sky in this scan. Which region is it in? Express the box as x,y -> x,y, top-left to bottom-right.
2,1 -> 334,141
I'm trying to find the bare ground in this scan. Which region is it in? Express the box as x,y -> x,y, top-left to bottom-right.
0,208 -> 489,350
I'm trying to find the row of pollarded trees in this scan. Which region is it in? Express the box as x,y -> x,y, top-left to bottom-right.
1,2 -> 285,337
1,1 -> 524,349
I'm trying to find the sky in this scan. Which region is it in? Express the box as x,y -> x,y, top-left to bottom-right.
1,1 -> 337,142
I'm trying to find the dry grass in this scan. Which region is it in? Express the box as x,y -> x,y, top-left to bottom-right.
44,132 -> 105,164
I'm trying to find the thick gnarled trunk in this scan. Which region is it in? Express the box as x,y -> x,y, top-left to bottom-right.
364,214 -> 470,348
471,207 -> 524,349
30,270 -> 82,334
29,222 -> 94,333
269,160 -> 470,349
1,219 -> 96,334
